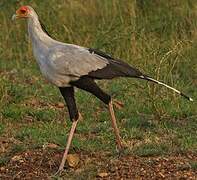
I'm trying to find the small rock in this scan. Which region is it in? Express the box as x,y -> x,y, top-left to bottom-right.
31,99 -> 37,105
57,102 -> 64,108
97,172 -> 108,178
11,155 -> 24,162
159,172 -> 165,178
67,154 -> 80,167
0,167 -> 6,172
45,143 -> 59,149
10,68 -> 18,74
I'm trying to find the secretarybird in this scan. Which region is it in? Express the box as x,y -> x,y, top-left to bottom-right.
12,6 -> 193,173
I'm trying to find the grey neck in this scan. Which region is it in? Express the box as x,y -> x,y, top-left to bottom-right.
27,15 -> 55,49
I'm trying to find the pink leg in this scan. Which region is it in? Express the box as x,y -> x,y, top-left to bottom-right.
108,100 -> 122,150
56,119 -> 79,174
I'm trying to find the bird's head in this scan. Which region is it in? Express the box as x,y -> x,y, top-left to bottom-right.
12,6 -> 34,20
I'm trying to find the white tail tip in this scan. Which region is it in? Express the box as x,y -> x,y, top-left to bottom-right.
189,97 -> 194,102
140,75 -> 193,102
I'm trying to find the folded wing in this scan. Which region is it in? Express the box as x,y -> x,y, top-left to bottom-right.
47,45 -> 142,79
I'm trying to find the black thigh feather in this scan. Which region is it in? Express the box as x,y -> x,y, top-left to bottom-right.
70,77 -> 111,104
59,87 -> 79,121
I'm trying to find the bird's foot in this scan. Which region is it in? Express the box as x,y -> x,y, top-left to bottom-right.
116,142 -> 128,157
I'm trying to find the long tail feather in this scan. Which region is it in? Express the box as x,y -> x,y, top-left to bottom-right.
139,75 -> 193,101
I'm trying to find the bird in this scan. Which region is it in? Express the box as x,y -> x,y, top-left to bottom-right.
12,6 -> 193,173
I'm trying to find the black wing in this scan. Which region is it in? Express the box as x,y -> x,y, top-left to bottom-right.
87,48 -> 143,79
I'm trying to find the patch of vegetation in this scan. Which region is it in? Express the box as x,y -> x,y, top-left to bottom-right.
0,124 -> 5,135
14,122 -> 67,145
0,0 -> 196,173
0,157 -> 9,166
133,143 -> 169,157
190,161 -> 197,171
2,104 -> 25,121
28,109 -> 58,122
9,144 -> 26,155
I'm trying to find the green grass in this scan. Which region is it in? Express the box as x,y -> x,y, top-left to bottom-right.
190,161 -> 197,171
133,143 -> 169,157
0,157 -> 9,166
0,0 -> 196,169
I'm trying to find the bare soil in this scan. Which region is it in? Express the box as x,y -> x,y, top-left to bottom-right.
0,148 -> 196,180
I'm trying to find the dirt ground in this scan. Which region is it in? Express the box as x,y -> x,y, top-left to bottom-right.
0,147 -> 196,180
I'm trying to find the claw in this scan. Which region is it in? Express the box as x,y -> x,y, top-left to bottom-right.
116,144 -> 127,157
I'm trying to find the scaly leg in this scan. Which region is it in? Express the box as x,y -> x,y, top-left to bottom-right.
108,100 -> 122,150
57,87 -> 80,174
56,119 -> 79,174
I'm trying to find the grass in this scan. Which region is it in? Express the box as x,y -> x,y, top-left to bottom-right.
0,0 -> 196,173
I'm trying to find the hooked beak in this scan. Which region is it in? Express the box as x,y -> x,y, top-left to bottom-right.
12,14 -> 18,21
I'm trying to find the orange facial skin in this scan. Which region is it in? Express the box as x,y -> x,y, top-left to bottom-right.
15,6 -> 30,18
